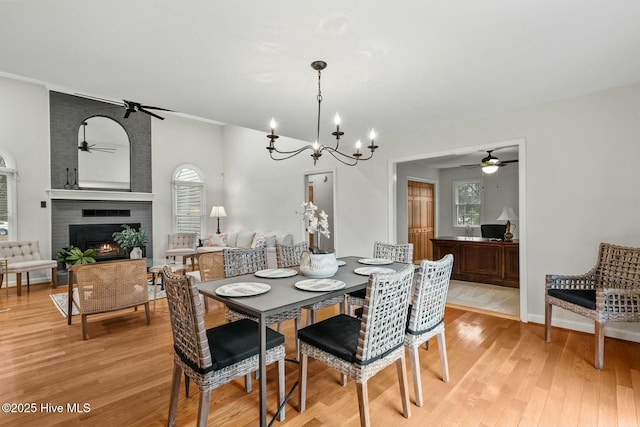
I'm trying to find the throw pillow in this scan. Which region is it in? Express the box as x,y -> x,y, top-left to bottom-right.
236,231 -> 256,249
226,232 -> 239,248
251,233 -> 267,248
211,233 -> 227,247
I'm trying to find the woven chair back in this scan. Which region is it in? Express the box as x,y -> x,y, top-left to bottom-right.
408,254 -> 454,333
162,266 -> 213,374
197,251 -> 222,281
357,264 -> 414,363
594,242 -> 640,289
223,247 -> 268,277
276,242 -> 308,268
373,241 -> 413,263
74,259 -> 148,313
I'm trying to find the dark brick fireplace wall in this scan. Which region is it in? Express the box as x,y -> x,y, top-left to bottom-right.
49,91 -> 154,282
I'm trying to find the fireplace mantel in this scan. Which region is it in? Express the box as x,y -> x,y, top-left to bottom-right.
47,189 -> 155,202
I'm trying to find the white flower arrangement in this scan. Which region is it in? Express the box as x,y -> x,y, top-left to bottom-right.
299,201 -> 331,254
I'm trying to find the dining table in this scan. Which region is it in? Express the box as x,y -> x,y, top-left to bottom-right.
197,255 -> 415,427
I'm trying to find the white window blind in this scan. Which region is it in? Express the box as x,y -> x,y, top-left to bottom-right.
173,166 -> 204,237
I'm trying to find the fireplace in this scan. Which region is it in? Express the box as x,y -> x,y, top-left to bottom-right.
69,223 -> 141,261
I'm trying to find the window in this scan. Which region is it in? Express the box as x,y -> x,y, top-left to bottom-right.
172,165 -> 205,237
453,179 -> 482,227
0,150 -> 17,241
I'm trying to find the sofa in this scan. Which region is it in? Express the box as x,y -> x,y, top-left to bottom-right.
196,228 -> 294,270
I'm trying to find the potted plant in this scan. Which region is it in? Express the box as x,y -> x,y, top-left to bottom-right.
298,201 -> 338,278
112,224 -> 148,258
56,246 -> 96,266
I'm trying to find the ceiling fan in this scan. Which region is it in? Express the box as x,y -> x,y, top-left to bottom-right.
464,149 -> 518,174
76,94 -> 172,120
122,99 -> 172,120
78,121 -> 116,153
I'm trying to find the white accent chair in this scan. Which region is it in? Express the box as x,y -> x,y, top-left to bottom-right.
0,241 -> 57,296
165,233 -> 197,264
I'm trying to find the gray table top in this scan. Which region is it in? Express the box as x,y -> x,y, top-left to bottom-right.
198,256 -> 414,319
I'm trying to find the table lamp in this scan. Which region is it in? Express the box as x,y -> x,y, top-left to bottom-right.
210,206 -> 227,234
497,207 -> 518,241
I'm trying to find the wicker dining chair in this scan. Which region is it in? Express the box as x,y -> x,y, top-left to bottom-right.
276,242 -> 346,326
162,266 -> 286,426
298,264 -> 415,427
405,254 -> 453,406
346,242 -> 414,315
545,242 -> 640,369
224,247 -> 302,368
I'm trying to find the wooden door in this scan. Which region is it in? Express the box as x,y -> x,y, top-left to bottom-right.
407,181 -> 434,262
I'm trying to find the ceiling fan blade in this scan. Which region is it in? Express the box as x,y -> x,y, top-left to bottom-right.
499,159 -> 518,164
140,108 -> 165,120
91,148 -> 116,153
139,105 -> 173,112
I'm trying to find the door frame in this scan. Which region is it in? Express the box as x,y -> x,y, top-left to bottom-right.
388,137 -> 528,322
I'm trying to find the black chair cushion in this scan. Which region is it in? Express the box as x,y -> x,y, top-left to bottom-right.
298,314 -> 361,363
206,318 -> 285,370
548,289 -> 596,310
348,288 -> 366,300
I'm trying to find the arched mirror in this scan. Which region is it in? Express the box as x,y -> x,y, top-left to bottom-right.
77,116 -> 130,190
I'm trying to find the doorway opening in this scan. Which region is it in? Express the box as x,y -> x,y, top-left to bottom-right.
304,170 -> 336,253
389,138 -> 527,322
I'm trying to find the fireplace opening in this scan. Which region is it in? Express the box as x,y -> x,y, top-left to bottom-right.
69,223 -> 141,262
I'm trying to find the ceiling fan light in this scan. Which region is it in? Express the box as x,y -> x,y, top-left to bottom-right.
482,164 -> 499,174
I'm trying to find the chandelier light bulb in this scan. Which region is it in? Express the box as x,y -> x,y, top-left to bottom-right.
369,129 -> 376,140
269,118 -> 277,130
334,113 -> 341,125
313,141 -> 320,151
355,140 -> 362,150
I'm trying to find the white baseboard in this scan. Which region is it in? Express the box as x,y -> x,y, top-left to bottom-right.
528,314 -> 640,343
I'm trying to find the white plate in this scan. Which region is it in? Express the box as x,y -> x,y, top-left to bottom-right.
295,279 -> 346,292
353,267 -> 396,276
358,258 -> 394,265
215,282 -> 271,297
254,268 -> 297,278
337,260 -> 346,266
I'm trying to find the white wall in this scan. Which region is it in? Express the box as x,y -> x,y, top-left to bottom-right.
224,83 -> 640,342
151,115 -> 224,257
0,76 -> 52,283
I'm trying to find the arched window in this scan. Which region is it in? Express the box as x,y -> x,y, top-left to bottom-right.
172,165 -> 205,238
0,150 -> 17,241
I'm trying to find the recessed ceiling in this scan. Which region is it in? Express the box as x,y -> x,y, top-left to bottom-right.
1,1 -> 639,144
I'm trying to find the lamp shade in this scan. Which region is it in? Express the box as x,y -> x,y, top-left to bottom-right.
210,206 -> 227,217
497,207 -> 518,221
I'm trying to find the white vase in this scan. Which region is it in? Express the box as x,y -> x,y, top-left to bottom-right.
129,247 -> 143,259
299,251 -> 338,278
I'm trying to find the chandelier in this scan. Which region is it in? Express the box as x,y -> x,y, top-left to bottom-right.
266,60 -> 378,166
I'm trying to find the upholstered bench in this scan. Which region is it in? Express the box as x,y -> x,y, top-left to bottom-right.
0,241 -> 57,296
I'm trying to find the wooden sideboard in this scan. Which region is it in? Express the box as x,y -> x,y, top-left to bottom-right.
431,237 -> 519,288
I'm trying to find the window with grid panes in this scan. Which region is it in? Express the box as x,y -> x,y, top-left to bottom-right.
453,179 -> 482,227
0,151 -> 17,241
172,166 -> 204,238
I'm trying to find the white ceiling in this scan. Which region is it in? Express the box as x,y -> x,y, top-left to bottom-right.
1,0 -> 639,152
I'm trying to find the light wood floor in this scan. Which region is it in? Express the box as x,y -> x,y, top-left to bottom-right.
0,283 -> 638,426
